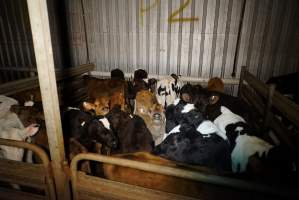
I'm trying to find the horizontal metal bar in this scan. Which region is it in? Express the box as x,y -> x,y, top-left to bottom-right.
71,153 -> 299,198
0,64 -> 95,95
0,138 -> 50,170
90,71 -> 240,85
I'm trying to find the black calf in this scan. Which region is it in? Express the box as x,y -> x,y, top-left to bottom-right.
62,109 -> 118,155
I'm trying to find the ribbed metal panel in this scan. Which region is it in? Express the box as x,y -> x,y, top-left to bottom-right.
0,0 -> 68,82
65,0 -> 299,81
1,0 -> 298,83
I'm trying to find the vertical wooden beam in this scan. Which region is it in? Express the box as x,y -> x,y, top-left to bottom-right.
26,1 -> 71,200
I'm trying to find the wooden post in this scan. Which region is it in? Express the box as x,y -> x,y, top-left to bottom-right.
26,1 -> 71,199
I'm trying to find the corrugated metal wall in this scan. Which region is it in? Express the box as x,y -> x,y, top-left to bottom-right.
0,0 -> 70,83
0,0 -> 36,76
65,0 -> 299,81
0,0 -> 298,83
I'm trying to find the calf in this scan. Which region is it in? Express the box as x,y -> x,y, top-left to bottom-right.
155,103 -> 231,171
106,106 -> 154,154
209,105 -> 297,180
10,103 -> 47,163
62,108 -> 118,157
189,86 -> 256,126
0,95 -> 19,120
128,69 -> 157,99
10,88 -> 42,105
156,74 -> 182,108
83,75 -> 128,115
102,152 -> 205,198
134,90 -> 165,146
111,68 -> 125,80
207,77 -> 224,93
83,95 -> 110,116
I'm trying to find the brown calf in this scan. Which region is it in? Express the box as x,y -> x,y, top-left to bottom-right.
102,152 -> 254,199
134,90 -> 165,146
207,77 -> 224,93
83,75 -> 129,115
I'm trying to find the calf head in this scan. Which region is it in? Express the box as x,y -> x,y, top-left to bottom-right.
83,96 -> 110,116
190,87 -> 220,116
110,91 -> 126,111
86,117 -> 118,149
0,95 -> 19,118
135,90 -> 165,124
106,105 -> 131,131
156,75 -> 182,108
134,69 -> 148,81
10,104 -> 45,126
207,77 -> 224,93
180,83 -> 198,103
111,68 -> 125,80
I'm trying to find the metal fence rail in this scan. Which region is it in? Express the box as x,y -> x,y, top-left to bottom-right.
0,138 -> 56,200
70,153 -> 299,200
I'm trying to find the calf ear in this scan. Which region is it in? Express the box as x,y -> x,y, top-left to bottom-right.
148,78 -> 157,93
25,124 -> 40,137
83,102 -> 95,111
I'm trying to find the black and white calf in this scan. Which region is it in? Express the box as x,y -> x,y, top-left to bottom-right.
212,105 -> 297,178
155,102 -> 231,171
62,108 -> 118,156
156,74 -> 182,108
212,106 -> 274,172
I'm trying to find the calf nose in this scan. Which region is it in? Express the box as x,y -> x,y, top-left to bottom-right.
111,140 -> 118,148
153,113 -> 162,120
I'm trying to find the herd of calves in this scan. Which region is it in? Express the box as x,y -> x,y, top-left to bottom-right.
0,69 -> 298,194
